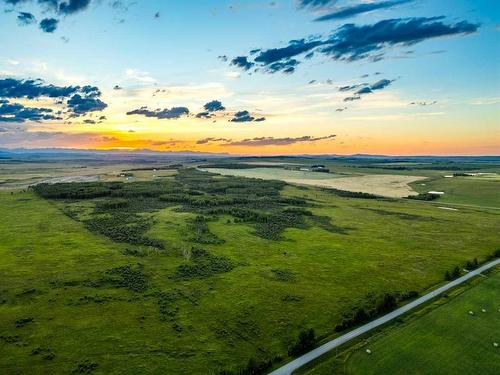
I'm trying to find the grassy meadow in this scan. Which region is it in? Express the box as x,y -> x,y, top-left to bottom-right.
0,166 -> 499,374
304,269 -> 500,375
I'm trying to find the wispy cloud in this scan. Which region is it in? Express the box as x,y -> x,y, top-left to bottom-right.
220,134 -> 336,146
314,0 -> 413,22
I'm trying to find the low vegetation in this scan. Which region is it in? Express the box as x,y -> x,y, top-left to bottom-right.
1,162 -> 498,374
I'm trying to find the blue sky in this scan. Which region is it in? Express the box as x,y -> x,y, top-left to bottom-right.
0,0 -> 499,154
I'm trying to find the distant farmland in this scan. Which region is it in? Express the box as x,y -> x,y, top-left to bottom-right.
203,167 -> 425,198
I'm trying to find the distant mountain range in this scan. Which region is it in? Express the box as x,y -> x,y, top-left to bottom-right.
0,148 -> 498,163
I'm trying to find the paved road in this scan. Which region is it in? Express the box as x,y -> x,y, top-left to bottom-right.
269,258 -> 500,375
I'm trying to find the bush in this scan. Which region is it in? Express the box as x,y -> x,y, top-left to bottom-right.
174,248 -> 235,280
288,329 -> 316,357
102,264 -> 149,292
72,359 -> 98,373
15,317 -> 34,328
465,258 -> 479,270
407,193 -> 440,201
190,216 -> 224,244
445,266 -> 461,281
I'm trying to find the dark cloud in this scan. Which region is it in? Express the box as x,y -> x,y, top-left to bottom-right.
113,85 -> 122,90
356,86 -> 373,94
229,110 -> 265,123
195,111 -> 212,119
339,78 -> 394,101
0,78 -> 81,98
369,78 -> 393,90
230,56 -> 254,71
339,83 -> 366,92
39,17 -> 58,32
344,95 -> 361,102
67,94 -> 107,114
218,55 -> 228,62
58,0 -> 91,15
223,134 -> 336,146
17,11 -> 35,25
196,137 -> 232,145
265,58 -> 300,74
203,100 -> 225,112
126,106 -> 190,120
6,0 -> 91,14
254,39 -> 322,65
196,100 -> 224,118
336,107 -> 347,112
0,78 -> 106,116
230,17 -> 478,74
4,0 -> 93,33
83,119 -> 96,124
0,99 -> 61,122
354,78 -> 394,95
298,0 -> 337,9
315,0 -> 412,22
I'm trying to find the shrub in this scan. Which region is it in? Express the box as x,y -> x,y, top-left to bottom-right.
72,359 -> 98,373
174,248 -> 235,280
271,269 -> 296,282
15,317 -> 34,328
102,264 -> 149,292
445,266 -> 461,281
407,193 -> 440,201
288,328 -> 316,357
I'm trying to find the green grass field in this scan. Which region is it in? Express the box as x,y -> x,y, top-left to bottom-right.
411,175 -> 500,208
0,167 -> 499,374
304,269 -> 500,375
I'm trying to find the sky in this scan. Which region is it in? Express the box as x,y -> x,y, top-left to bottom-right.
0,0 -> 499,155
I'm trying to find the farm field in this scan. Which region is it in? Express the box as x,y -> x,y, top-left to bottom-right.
303,268 -> 500,375
204,167 -> 425,198
411,175 -> 500,209
0,166 -> 499,374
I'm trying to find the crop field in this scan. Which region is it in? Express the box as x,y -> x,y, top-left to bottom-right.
1,166 -> 499,374
304,269 -> 500,375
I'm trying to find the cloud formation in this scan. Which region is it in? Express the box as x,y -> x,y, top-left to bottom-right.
315,0 -> 412,22
298,0 -> 338,9
222,134 -> 336,146
3,0 -> 93,33
0,78 -> 107,116
196,100 -> 226,119
67,94 -> 107,114
0,99 -> 61,122
196,137 -> 232,144
230,56 -> 254,71
39,18 -> 58,32
203,100 -> 225,112
126,106 -> 190,120
59,0 -> 91,15
230,17 -> 478,74
230,110 -> 265,123
342,78 -> 395,101
17,11 -> 35,25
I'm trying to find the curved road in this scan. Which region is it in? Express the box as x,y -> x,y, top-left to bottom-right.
269,258 -> 500,375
